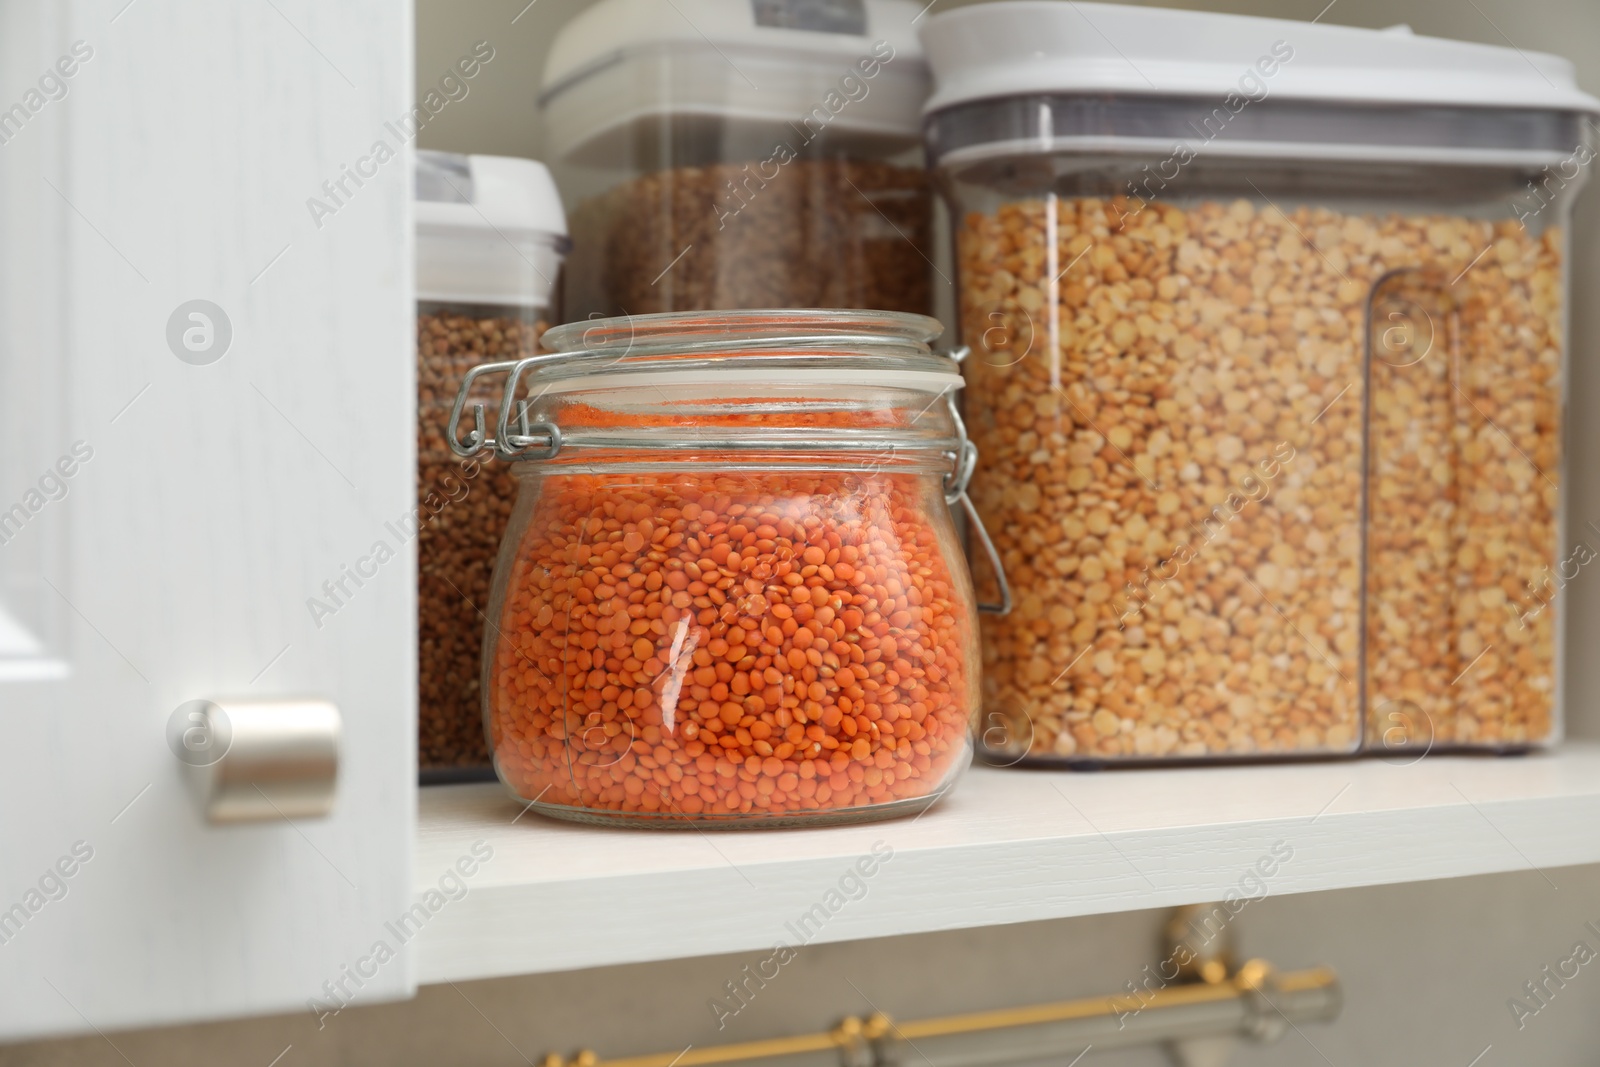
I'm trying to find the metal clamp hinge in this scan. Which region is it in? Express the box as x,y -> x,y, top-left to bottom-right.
448,354 -> 567,462
939,348 -> 1010,617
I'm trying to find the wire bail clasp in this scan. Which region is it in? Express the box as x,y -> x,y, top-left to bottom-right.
939,346 -> 1011,617
446,353 -> 566,462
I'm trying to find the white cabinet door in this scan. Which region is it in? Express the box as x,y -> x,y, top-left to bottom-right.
0,0 -> 416,1040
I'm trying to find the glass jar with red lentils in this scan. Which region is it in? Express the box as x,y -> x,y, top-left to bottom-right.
448,310 -> 1005,827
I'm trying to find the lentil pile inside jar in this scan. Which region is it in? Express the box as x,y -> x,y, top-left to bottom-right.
470,311 -> 982,825
956,196 -> 1561,760
416,303 -> 544,772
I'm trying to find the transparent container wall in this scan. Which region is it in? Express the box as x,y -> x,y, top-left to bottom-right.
555,113 -> 933,321
1366,261 -> 1563,754
943,155 -> 1574,763
483,465 -> 978,827
416,300 -> 544,777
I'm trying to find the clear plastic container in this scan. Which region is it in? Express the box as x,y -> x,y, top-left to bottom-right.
540,0 -> 934,321
415,150 -> 568,780
447,310 -> 1001,826
921,3 -> 1598,763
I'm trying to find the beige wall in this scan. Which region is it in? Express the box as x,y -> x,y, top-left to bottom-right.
7,2 -> 1600,1065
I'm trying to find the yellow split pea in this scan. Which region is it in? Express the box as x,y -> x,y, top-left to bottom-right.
959,195 -> 1561,759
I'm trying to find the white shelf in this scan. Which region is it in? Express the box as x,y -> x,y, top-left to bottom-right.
413,743 -> 1600,985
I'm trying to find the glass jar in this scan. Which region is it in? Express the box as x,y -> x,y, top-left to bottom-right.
539,0 -> 935,321
448,310 -> 1001,826
921,3 -> 1598,763
416,150 -> 569,780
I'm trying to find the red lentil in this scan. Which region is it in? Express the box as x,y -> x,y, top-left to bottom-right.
487,469 -> 976,821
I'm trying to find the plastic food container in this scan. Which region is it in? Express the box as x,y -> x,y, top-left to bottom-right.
447,310 -> 1006,826
415,150 -> 568,780
921,3 -> 1598,763
540,0 -> 934,321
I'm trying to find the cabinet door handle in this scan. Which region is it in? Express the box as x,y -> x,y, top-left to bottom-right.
180,698 -> 341,823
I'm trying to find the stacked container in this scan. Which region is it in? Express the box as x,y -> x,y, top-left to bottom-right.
415,150 -> 568,778
920,3 -> 1597,763
540,0 -> 934,320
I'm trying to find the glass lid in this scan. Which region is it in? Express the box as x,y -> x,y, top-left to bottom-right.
446,309 -> 968,465
541,308 -> 941,353
530,309 -> 957,393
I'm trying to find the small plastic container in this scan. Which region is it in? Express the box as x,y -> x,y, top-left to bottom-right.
447,310 -> 1006,826
920,4 -> 1598,763
415,150 -> 568,780
540,0 -> 934,321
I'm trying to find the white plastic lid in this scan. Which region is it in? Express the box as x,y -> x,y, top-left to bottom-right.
540,0 -> 929,166
415,151 -> 569,308
920,2 -> 1600,115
